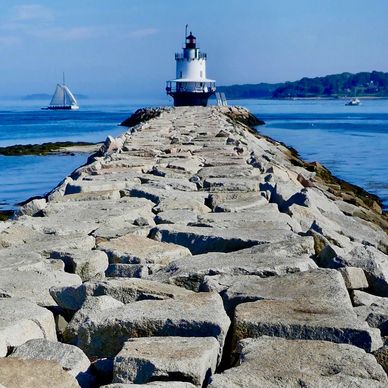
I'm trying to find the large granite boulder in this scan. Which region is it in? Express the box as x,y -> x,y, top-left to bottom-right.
319,244 -> 388,296
209,337 -> 388,387
153,237 -> 316,291
102,383 -> 195,388
10,338 -> 90,380
64,295 -> 125,343
71,292 -> 230,359
0,269 -> 82,307
0,298 -> 56,357
97,233 -> 191,266
151,224 -> 296,255
228,269 -> 382,351
112,337 -> 219,385
51,277 -> 193,312
0,358 -> 80,388
50,249 -> 109,281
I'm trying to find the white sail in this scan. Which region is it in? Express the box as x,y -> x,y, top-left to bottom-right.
50,84 -> 66,106
44,77 -> 79,110
63,85 -> 78,106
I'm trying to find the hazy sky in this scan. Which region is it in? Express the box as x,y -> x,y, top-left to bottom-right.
0,0 -> 387,98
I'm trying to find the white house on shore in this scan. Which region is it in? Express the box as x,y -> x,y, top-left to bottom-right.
166,28 -> 216,107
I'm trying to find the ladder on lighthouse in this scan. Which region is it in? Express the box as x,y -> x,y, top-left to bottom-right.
216,92 -> 228,106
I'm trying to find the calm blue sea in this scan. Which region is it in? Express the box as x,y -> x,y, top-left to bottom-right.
0,99 -> 168,211
0,98 -> 387,211
239,99 -> 388,210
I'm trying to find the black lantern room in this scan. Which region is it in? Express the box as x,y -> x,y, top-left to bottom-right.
185,33 -> 196,49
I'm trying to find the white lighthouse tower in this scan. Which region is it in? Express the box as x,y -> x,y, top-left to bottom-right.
166,27 -> 216,107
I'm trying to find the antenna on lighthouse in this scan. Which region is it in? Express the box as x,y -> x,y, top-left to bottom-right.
185,24 -> 188,38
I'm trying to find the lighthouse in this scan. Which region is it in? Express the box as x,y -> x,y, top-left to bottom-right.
166,27 -> 216,107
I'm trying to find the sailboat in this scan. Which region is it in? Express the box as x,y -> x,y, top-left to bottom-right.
345,88 -> 361,106
43,74 -> 79,110
345,97 -> 361,106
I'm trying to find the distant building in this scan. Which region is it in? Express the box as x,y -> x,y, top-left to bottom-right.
166,28 -> 216,107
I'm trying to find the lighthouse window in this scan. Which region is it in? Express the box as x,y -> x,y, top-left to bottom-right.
200,71 -> 203,78
180,71 -> 182,78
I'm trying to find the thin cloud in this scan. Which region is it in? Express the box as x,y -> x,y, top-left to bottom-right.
32,26 -> 100,41
31,26 -> 158,41
0,36 -> 20,46
11,4 -> 54,22
127,28 -> 158,38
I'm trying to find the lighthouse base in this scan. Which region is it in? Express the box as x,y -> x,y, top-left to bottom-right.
168,91 -> 214,107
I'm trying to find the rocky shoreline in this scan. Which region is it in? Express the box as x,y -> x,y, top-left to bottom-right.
0,106 -> 388,387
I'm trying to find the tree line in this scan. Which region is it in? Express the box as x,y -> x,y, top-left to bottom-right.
217,71 -> 388,99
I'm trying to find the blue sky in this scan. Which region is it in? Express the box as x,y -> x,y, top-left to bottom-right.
0,0 -> 387,98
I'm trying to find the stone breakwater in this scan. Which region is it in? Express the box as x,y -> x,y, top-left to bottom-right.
0,106 -> 388,387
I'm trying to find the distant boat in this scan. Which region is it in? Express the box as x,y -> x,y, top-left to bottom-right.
346,97 -> 361,106
43,74 -> 79,110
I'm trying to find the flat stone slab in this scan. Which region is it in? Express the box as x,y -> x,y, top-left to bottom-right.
52,189 -> 121,202
105,263 -> 151,278
102,383 -> 195,388
0,223 -> 95,253
64,179 -> 136,194
339,266 -> 369,290
197,165 -> 261,179
0,358 -> 79,388
128,186 -> 209,213
51,277 -> 193,311
97,233 -> 191,265
231,269 -> 382,351
203,177 -> 260,192
353,290 -> 388,308
139,175 -> 198,192
10,338 -> 90,379
38,197 -> 155,236
112,336 -> 219,385
0,298 -> 57,357
209,337 -> 388,387
154,194 -> 210,214
72,292 -> 230,359
0,269 -> 82,306
154,210 -> 198,225
208,192 -> 268,213
0,247 -> 45,272
153,237 -> 316,291
196,210 -> 300,232
166,157 -> 203,174
151,224 -> 297,255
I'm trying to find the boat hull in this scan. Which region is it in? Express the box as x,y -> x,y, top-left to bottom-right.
345,98 -> 361,106
167,91 -> 215,107
42,105 -> 79,110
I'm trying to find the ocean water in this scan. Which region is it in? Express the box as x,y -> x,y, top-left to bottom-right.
233,99 -> 388,210
0,98 -> 387,212
0,99 -> 167,211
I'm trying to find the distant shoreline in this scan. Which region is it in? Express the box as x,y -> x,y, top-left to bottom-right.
217,96 -> 388,101
217,71 -> 388,100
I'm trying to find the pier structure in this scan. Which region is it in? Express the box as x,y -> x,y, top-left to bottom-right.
0,106 -> 388,386
166,28 -> 216,106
